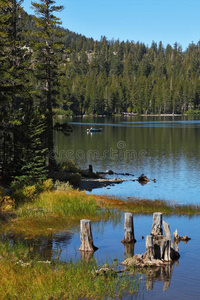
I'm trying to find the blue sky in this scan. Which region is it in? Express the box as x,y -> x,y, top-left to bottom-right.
22,0 -> 200,50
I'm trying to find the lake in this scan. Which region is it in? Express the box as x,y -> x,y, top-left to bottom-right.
6,212 -> 200,300
53,115 -> 200,299
55,115 -> 200,204
4,115 -> 200,299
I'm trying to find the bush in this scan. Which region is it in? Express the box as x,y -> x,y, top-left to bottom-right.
11,179 -> 54,204
54,180 -> 73,191
58,160 -> 80,173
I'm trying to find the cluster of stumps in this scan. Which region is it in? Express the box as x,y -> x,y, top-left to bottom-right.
79,212 -> 190,268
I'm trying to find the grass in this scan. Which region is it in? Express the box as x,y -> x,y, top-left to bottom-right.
94,195 -> 200,215
1,190 -> 101,238
1,185 -> 200,299
1,189 -> 200,238
0,242 -> 138,299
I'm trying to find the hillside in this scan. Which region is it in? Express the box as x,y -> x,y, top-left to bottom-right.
23,9 -> 200,115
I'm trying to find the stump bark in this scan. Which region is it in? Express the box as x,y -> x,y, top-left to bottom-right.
150,212 -> 163,236
146,235 -> 154,258
79,219 -> 98,252
163,220 -> 174,249
121,213 -> 136,243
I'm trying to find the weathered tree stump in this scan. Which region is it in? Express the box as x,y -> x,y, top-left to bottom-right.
146,235 -> 154,258
121,213 -> 136,243
163,220 -> 174,249
79,219 -> 98,252
163,240 -> 171,261
150,212 -> 163,236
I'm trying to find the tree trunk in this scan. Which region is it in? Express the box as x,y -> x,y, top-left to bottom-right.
79,219 -> 98,252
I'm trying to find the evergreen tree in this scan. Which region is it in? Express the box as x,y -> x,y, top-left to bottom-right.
0,0 -> 48,183
30,0 -> 64,168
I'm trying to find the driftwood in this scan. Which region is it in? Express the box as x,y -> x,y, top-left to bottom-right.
121,213 -> 136,244
173,229 -> 191,243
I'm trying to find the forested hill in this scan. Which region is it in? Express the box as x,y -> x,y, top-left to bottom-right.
25,10 -> 200,115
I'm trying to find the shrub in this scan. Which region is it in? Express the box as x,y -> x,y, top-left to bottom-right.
11,179 -> 54,204
0,195 -> 15,212
54,180 -> 73,191
59,160 -> 79,173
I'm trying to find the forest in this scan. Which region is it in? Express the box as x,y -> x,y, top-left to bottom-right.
56,28 -> 200,116
14,4 -> 200,116
1,0 -> 200,183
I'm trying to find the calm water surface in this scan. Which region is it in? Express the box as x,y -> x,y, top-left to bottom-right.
4,116 -> 199,299
55,115 -> 200,204
53,116 -> 200,298
5,213 -> 200,300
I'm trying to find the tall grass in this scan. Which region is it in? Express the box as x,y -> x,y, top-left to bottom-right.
2,190 -> 101,237
1,188 -> 200,238
95,195 -> 200,215
0,242 -> 138,299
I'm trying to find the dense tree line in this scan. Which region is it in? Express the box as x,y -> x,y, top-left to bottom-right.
58,38 -> 200,115
12,5 -> 200,116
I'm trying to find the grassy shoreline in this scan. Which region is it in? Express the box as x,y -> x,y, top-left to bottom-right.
1,187 -> 200,238
1,184 -> 200,299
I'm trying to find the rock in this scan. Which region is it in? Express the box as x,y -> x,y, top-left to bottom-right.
138,174 -> 150,182
95,267 -> 117,277
106,169 -> 114,175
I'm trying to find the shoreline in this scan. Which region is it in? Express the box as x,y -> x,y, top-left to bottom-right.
78,177 -> 126,191
54,113 -> 187,118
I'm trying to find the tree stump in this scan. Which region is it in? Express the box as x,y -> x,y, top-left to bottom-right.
121,213 -> 136,243
146,235 -> 154,258
79,219 -> 98,252
163,220 -> 174,249
150,212 -> 163,236
163,240 -> 171,261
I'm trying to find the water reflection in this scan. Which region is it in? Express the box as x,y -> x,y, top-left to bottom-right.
145,262 -> 176,291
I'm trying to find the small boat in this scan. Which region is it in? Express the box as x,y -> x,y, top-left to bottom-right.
87,128 -> 102,133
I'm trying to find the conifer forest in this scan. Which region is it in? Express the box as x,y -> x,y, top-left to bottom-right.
1,0 -> 200,182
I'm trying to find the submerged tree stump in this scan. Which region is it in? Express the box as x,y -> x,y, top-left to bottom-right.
121,213 -> 136,243
79,219 -> 98,252
150,212 -> 163,236
89,164 -> 93,173
146,235 -> 154,258
163,220 -> 174,249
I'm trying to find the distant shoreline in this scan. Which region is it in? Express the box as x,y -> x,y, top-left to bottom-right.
55,112 -> 185,118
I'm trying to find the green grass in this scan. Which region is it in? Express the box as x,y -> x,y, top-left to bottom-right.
1,189 -> 200,238
0,242 -> 138,299
1,185 -> 200,299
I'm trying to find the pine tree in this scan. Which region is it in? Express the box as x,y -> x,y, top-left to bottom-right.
30,0 -> 64,168
0,0 -> 48,183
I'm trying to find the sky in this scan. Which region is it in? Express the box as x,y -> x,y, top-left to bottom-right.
22,0 -> 200,50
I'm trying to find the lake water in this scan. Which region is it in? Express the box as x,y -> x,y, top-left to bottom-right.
55,115 -> 200,204
53,115 -> 200,299
4,115 -> 200,299
6,212 -> 200,300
